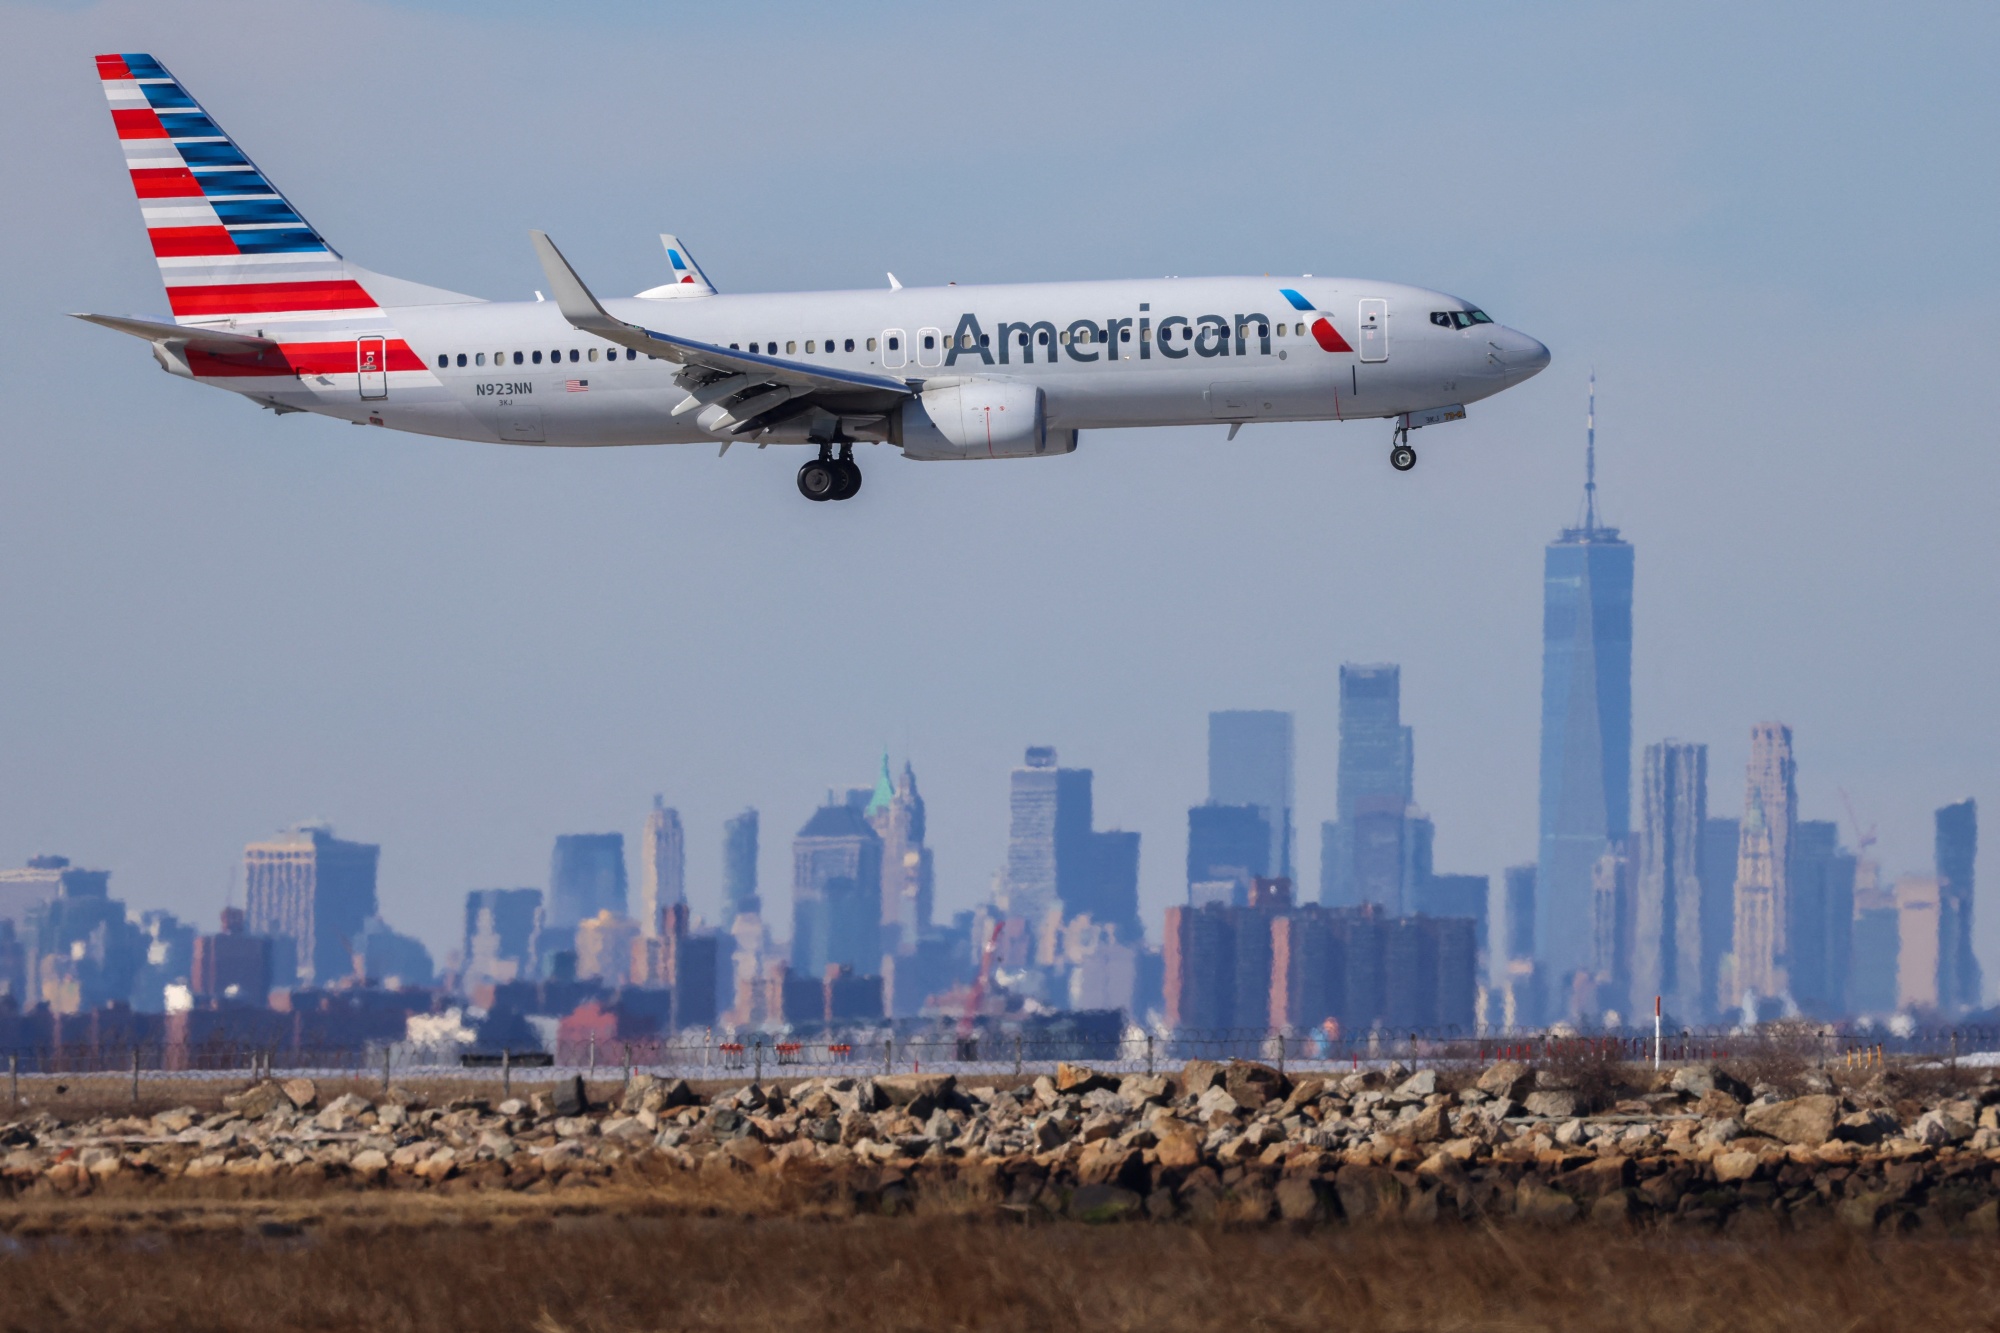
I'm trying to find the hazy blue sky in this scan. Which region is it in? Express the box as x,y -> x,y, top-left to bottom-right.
3,1 -> 1996,987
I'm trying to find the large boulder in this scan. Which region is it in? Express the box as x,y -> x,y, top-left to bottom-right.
877,1073 -> 957,1117
1835,1108 -> 1899,1145
1523,1090 -> 1580,1120
1743,1094 -> 1840,1147
223,1082 -> 288,1120
1911,1108 -> 1973,1147
1476,1061 -> 1533,1100
1394,1069 -> 1438,1099
1670,1064 -> 1752,1103
1181,1060 -> 1227,1095
1053,1064 -> 1114,1095
551,1075 -> 588,1118
281,1078 -> 318,1111
1224,1061 -> 1291,1110
1117,1073 -> 1176,1105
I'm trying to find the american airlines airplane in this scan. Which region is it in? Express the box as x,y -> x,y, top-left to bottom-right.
80,54 -> 1551,503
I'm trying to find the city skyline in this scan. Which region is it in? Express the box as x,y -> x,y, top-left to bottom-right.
2,3 -> 1993,994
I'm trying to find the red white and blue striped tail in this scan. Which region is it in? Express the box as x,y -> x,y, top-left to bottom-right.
95,52 -> 380,324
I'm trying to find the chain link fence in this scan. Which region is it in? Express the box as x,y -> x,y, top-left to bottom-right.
0,1021 -> 1993,1114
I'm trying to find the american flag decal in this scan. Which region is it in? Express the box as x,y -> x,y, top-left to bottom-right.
565,379 -> 589,393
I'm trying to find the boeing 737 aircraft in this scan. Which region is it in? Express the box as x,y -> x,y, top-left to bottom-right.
79,54 -> 1550,502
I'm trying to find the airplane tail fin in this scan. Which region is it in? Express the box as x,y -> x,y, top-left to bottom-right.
636,233 -> 717,299
94,53 -> 475,323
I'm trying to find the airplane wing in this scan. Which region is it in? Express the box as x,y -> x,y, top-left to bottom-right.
71,313 -> 279,354
530,231 -> 912,438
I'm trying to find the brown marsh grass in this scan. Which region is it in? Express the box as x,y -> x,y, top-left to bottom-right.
0,1205 -> 1992,1333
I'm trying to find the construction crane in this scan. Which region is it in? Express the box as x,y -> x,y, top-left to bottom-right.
959,919 -> 1004,1039
1837,788 -> 1878,857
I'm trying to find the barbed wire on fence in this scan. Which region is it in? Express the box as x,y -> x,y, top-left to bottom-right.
0,1022 -> 1992,1103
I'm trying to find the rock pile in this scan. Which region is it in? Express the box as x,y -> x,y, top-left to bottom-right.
5,1058 -> 2000,1229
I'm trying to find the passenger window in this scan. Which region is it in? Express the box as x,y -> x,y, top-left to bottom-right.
436,354 -> 448,369
1295,323 -> 1305,336
568,349 -> 579,363
532,350 -> 542,364
626,348 -> 636,359
514,351 -> 523,365
587,348 -> 597,362
1018,332 -> 1029,346
1275,324 -> 1286,336
786,340 -> 796,354
922,334 -> 935,350
767,342 -> 777,354
476,353 -> 486,366
845,338 -> 856,352
1059,330 -> 1069,344
805,340 -> 816,353
730,343 -> 740,350
1121,328 -> 1132,342
884,336 -> 896,351
1257,324 -> 1267,338
1038,331 -> 1049,345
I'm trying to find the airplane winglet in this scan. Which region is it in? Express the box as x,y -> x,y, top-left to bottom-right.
530,231 -> 629,340
887,272 -> 902,291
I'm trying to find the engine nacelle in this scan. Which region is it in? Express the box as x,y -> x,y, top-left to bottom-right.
895,379 -> 1076,460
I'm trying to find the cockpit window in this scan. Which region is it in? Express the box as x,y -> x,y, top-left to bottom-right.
1432,309 -> 1495,329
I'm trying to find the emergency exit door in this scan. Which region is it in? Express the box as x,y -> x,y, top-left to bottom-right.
1357,300 -> 1388,363
357,335 -> 388,399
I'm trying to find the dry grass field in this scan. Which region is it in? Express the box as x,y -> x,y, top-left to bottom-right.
0,1194 -> 1992,1333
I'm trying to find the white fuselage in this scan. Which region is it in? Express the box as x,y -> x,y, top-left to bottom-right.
171,275 -> 1550,450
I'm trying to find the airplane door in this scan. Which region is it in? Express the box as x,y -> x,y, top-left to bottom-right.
916,327 -> 944,368
356,335 -> 389,399
882,329 -> 908,370
1357,300 -> 1388,363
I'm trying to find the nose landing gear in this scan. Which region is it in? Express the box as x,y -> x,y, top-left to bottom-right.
797,442 -> 862,502
1389,422 -> 1417,472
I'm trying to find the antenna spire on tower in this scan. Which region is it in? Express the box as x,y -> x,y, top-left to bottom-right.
1584,370 -> 1599,534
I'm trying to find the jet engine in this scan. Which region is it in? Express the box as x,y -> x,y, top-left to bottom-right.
894,379 -> 1075,460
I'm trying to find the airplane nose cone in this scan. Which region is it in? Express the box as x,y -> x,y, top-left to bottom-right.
1504,329 -> 1551,383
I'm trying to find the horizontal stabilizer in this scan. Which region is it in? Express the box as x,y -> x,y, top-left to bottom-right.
71,312 -> 277,351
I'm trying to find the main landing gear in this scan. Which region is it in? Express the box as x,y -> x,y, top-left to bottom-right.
798,442 -> 862,502
1389,422 -> 1417,472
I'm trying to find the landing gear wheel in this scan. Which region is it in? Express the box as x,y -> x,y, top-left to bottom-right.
830,459 -> 862,500
797,458 -> 839,501
1390,442 -> 1417,472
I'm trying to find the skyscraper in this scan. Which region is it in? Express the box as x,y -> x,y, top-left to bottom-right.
1004,747 -> 1064,921
1187,803 -> 1271,905
462,888 -> 542,990
1728,724 -> 1797,1010
1895,875 -> 1943,1012
638,797 -> 685,935
1536,376 -> 1634,986
244,824 -> 379,987
547,833 -> 628,929
867,756 -> 934,953
1936,799 -> 1979,1012
1326,664 -> 1415,907
1634,741 -> 1706,1022
1788,820 -> 1855,1016
1002,746 -> 1137,937
791,801 -> 882,977
1697,818 -> 1739,1021
1208,711 -> 1295,881
722,808 -> 760,920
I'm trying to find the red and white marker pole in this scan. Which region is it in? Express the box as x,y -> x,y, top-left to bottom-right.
1654,995 -> 1663,1070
